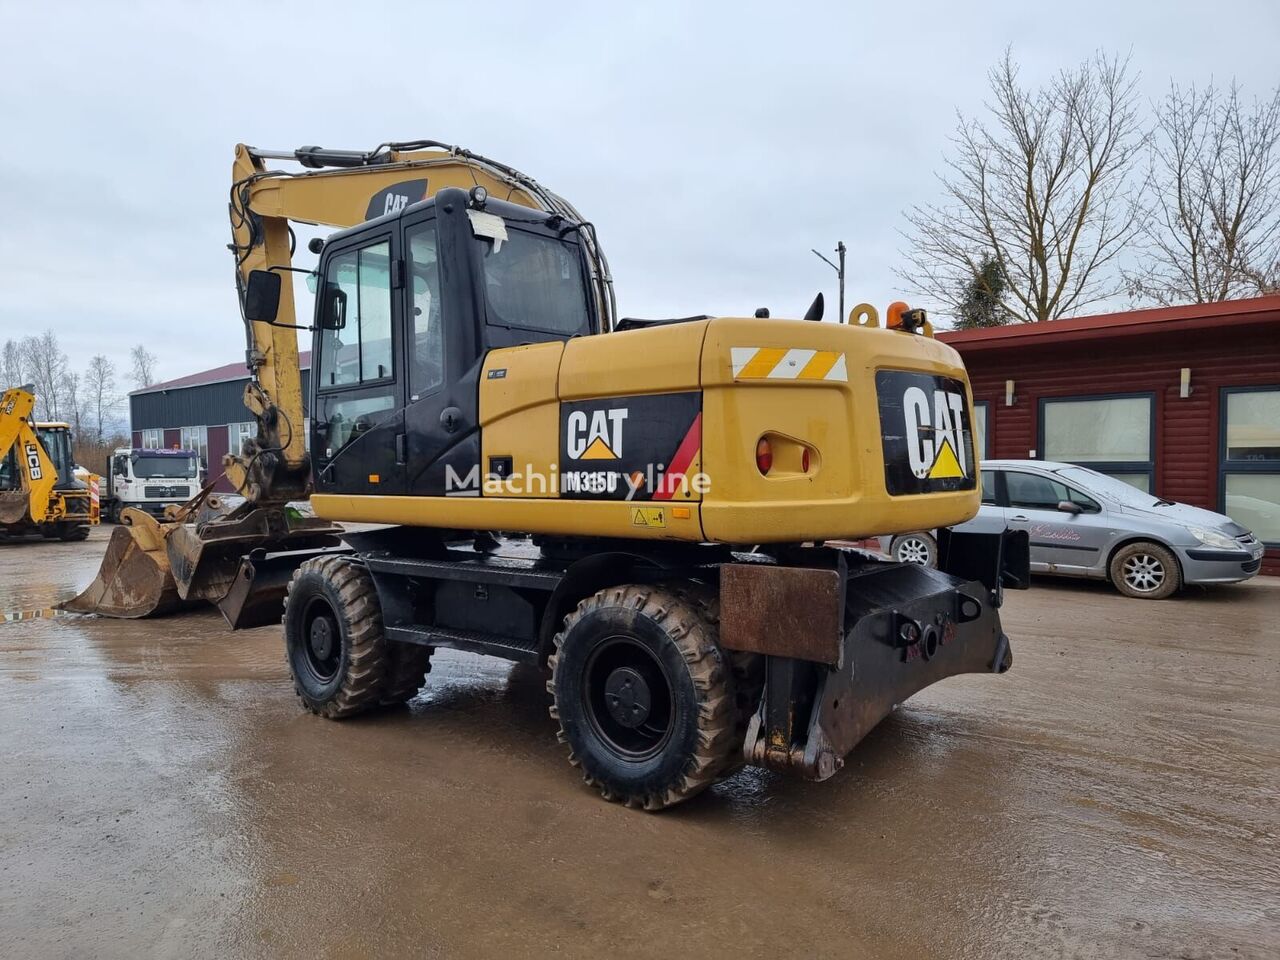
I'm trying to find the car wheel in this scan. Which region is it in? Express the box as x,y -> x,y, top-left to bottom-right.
891,532 -> 937,567
1109,541 -> 1181,600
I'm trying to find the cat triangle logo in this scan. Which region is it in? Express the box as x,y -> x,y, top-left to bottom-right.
929,439 -> 964,479
580,436 -> 619,460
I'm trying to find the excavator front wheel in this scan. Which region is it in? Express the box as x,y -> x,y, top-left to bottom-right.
547,584 -> 739,811
283,556 -> 430,718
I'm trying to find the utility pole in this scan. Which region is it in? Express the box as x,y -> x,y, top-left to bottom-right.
811,241 -> 846,322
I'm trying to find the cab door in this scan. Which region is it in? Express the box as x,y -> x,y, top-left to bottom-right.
311,231 -> 407,496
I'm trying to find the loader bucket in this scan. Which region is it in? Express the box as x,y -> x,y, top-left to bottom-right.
0,491 -> 29,525
61,509 -> 188,618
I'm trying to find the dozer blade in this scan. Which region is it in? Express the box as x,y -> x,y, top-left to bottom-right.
165,502 -> 344,614
215,546 -> 352,630
61,509 -> 189,618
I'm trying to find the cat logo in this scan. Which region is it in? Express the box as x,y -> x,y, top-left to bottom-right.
24,443 -> 43,481
364,178 -> 429,221
566,408 -> 627,460
903,386 -> 967,480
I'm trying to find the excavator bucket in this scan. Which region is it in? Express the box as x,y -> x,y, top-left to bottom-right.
64,499 -> 344,625
62,508 -> 189,618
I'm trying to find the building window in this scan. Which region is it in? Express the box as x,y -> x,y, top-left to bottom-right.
140,428 -> 163,449
180,425 -> 209,465
1040,394 -> 1154,491
1220,387 -> 1280,546
229,421 -> 255,457
973,401 -> 990,461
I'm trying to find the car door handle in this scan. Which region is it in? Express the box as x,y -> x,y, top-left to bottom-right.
1009,515 -> 1029,522
395,433 -> 407,465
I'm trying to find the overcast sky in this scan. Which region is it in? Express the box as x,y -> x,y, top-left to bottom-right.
2,0 -> 1278,387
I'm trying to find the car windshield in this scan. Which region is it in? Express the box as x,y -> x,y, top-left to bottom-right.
133,455 -> 197,479
1056,466 -> 1159,507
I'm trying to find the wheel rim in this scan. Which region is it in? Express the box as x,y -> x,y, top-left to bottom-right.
582,636 -> 674,761
896,537 -> 931,565
1122,553 -> 1166,593
301,596 -> 342,682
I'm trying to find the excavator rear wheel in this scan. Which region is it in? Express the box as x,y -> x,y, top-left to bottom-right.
283,555 -> 429,718
547,584 -> 738,811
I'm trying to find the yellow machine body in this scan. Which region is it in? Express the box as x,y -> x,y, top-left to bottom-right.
310,316 -> 980,543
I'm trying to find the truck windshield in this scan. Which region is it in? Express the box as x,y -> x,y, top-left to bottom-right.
480,228 -> 591,335
133,455 -> 197,479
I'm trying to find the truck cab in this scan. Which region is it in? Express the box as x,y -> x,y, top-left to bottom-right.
106,448 -> 200,521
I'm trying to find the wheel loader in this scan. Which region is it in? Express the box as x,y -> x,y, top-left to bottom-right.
1,386 -> 99,541
67,141 -> 1028,809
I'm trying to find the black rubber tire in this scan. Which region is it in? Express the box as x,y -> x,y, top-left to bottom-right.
890,531 -> 937,567
670,582 -> 761,773
547,584 -> 739,810
380,642 -> 433,707
1109,541 -> 1181,600
283,555 -> 421,718
58,523 -> 90,542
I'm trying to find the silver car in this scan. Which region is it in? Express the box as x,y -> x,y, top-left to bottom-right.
883,460 -> 1265,599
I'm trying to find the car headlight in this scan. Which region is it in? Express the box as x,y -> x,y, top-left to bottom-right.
1188,526 -> 1238,551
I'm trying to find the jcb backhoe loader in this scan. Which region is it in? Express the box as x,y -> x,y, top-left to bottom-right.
1,386 -> 98,541
68,141 -> 1027,808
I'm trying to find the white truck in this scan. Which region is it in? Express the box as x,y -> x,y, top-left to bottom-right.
102,448 -> 201,522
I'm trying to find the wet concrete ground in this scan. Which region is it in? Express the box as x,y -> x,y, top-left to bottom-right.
1,526 -> 1277,959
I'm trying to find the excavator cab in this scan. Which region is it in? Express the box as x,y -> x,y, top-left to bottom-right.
292,189 -> 594,500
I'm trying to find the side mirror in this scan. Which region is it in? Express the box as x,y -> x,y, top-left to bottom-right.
244,269 -> 282,322
321,285 -> 348,330
1056,500 -> 1083,515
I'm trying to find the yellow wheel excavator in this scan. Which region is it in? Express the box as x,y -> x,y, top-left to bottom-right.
68,140 -> 1028,808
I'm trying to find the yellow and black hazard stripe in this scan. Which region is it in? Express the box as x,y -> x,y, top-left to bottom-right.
729,347 -> 848,382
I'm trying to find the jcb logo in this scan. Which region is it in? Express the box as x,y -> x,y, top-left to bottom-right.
903,386 -> 967,480
566,408 -> 627,460
24,443 -> 42,480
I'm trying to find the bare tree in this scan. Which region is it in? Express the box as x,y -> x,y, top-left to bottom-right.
19,331 -> 69,421
901,49 -> 1145,323
83,354 -> 117,443
1,339 -> 22,389
63,370 -> 85,437
1129,81 -> 1280,304
129,344 -> 158,389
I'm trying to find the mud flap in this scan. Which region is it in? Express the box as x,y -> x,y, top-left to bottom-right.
731,550 -> 1018,780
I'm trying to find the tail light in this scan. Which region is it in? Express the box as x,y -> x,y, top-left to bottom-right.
756,438 -> 773,475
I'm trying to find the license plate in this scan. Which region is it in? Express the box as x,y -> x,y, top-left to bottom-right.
1252,543 -> 1265,560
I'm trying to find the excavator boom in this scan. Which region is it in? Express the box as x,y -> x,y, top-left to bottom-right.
68,140 -> 616,624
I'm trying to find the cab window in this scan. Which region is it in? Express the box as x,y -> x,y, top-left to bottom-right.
407,223 -> 443,398
317,240 -> 393,389
480,228 -> 590,335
